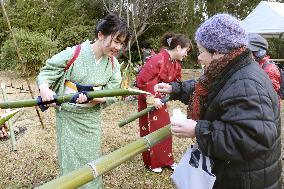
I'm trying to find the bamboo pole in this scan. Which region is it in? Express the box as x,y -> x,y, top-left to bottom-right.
9,109 -> 24,124
118,96 -> 170,127
0,109 -> 22,126
36,125 -> 171,189
0,0 -> 45,129
1,83 -> 17,150
0,88 -> 149,109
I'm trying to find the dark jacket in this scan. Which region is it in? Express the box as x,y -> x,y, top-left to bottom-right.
170,51 -> 281,189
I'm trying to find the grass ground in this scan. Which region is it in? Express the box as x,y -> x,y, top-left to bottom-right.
0,70 -> 283,189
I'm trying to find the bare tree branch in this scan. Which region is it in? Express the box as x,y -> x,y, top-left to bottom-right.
104,0 -> 180,47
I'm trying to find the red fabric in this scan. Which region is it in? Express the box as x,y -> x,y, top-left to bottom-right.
259,56 -> 281,97
64,45 -> 81,72
136,49 -> 181,169
188,83 -> 208,120
150,49 -> 156,56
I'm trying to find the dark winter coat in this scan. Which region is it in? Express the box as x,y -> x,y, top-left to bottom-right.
170,51 -> 282,189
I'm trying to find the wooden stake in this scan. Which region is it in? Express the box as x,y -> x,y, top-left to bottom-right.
1,83 -> 17,151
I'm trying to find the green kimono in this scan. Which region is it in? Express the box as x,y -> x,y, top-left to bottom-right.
37,40 -> 122,189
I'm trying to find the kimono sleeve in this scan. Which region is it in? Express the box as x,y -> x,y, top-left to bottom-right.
264,63 -> 281,93
36,46 -> 76,87
136,57 -> 161,97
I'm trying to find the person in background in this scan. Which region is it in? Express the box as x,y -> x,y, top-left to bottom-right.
248,33 -> 281,98
134,41 -> 156,75
155,14 -> 281,189
37,13 -> 131,189
136,32 -> 192,173
140,41 -> 156,63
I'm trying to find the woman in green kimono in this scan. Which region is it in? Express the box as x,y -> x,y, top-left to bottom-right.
37,13 -> 131,189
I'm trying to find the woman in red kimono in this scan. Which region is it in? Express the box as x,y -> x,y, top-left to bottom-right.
136,32 -> 192,173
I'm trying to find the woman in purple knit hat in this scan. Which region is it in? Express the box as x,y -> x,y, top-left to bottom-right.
155,13 -> 281,189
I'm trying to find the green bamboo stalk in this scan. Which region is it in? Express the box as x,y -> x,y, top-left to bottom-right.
118,96 -> 170,127
0,109 -> 22,126
1,83 -> 17,151
36,125 -> 171,189
119,106 -> 153,127
0,88 -> 148,109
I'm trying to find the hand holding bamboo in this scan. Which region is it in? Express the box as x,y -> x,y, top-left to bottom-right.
0,88 -> 149,109
118,96 -> 170,127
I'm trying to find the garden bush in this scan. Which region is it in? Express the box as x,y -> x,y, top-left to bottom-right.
0,28 -> 58,76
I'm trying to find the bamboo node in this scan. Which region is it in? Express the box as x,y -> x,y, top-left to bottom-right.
87,161 -> 98,178
143,136 -> 151,148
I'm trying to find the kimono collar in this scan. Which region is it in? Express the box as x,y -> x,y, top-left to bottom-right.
160,49 -> 172,62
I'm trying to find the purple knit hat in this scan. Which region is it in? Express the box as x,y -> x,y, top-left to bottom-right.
195,13 -> 247,54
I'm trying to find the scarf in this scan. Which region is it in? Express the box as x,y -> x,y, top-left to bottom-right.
187,47 -> 247,120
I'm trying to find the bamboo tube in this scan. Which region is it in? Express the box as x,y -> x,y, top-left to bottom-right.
0,88 -> 149,109
1,83 -> 17,150
0,109 -> 22,126
36,125 -> 171,189
118,96 -> 170,127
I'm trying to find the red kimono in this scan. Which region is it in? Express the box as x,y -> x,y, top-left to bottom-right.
136,49 -> 182,169
259,56 -> 281,101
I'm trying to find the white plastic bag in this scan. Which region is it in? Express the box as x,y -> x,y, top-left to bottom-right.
171,144 -> 216,189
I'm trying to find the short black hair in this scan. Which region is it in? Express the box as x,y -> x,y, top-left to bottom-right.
140,41 -> 151,49
95,13 -> 132,45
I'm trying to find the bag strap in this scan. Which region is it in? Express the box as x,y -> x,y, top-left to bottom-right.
201,154 -> 215,176
64,44 -> 81,72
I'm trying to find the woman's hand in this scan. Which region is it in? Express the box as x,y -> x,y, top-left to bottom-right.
171,118 -> 197,138
76,93 -> 89,104
39,84 -> 56,106
153,98 -> 164,109
146,95 -> 164,109
76,86 -> 106,104
154,83 -> 172,94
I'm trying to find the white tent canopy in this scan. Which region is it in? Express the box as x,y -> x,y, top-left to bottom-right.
241,1 -> 284,39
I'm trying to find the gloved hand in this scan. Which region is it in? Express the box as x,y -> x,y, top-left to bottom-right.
70,92 -> 106,104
